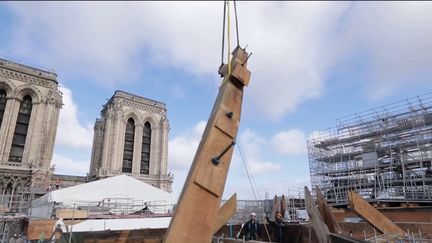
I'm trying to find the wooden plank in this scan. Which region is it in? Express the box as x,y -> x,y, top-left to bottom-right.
304,187 -> 330,243
56,209 -> 89,219
80,229 -> 166,243
315,187 -> 342,234
27,220 -> 56,240
231,62 -> 251,87
215,105 -> 240,139
273,195 -> 279,219
163,47 -> 251,243
348,191 -> 405,235
281,194 -> 286,218
212,193 -> 237,235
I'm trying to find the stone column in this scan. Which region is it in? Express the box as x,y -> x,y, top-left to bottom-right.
149,126 -> 160,176
132,124 -> 143,174
108,114 -> 119,171
43,101 -> 61,168
100,115 -> 112,174
115,118 -> 126,172
35,101 -> 50,167
90,120 -> 103,176
0,96 -> 14,160
23,101 -> 43,165
160,117 -> 169,175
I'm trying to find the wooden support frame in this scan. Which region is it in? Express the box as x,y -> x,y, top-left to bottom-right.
304,187 -> 330,243
347,191 -> 405,235
316,187 -> 342,234
212,193 -> 237,235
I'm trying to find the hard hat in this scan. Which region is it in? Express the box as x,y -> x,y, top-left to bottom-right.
250,212 -> 256,216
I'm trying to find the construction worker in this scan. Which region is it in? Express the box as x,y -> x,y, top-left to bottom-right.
8,234 -> 17,243
269,212 -> 287,243
239,212 -> 261,241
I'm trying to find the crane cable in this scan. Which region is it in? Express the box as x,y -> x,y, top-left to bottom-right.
221,0 -> 241,81
237,141 -> 272,242
237,141 -> 260,201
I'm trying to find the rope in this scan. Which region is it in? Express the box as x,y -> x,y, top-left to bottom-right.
233,0 -> 240,46
238,141 -> 271,241
221,0 -> 226,66
239,144 -> 262,200
220,0 -> 241,67
237,141 -> 258,200
227,0 -> 232,77
220,0 -> 241,82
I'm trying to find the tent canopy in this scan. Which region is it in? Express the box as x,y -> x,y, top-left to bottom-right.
33,175 -> 176,213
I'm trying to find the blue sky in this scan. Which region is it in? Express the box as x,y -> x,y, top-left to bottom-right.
1,2 -> 432,200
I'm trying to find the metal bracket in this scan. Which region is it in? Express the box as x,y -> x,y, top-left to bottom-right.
212,140 -> 236,166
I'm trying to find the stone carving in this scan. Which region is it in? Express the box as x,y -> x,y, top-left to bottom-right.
15,83 -> 44,103
161,114 -> 169,129
0,77 -> 17,95
119,99 -> 165,114
0,67 -> 57,89
46,89 -> 63,107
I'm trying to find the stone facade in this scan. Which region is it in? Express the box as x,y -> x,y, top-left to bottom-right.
89,90 -> 173,192
0,58 -> 173,196
0,58 -> 62,195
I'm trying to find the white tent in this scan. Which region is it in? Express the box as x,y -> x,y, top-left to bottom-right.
31,175 -> 176,217
70,217 -> 171,232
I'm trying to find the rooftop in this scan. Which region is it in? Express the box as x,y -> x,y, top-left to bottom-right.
0,58 -> 58,83
110,90 -> 166,109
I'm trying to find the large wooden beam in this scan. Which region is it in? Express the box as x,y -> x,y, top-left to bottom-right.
163,46 -> 251,243
273,195 -> 279,219
281,194 -> 286,218
316,187 -> 342,234
304,187 -> 330,243
212,193 -> 237,235
347,191 -> 405,235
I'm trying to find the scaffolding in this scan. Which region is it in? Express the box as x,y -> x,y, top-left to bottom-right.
308,92 -> 432,206
0,187 -> 43,242
225,190 -> 307,224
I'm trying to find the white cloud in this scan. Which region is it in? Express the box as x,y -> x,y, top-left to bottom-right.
272,129 -> 307,155
335,2 -> 432,99
168,123 -> 282,197
52,154 -> 89,176
237,129 -> 281,176
168,120 -> 206,171
261,177 -> 312,198
5,2 -> 432,120
55,86 -> 94,149
0,2 -> 383,121
168,121 -> 206,197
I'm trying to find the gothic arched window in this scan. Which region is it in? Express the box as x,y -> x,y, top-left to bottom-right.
122,118 -> 135,173
140,122 -> 151,174
9,95 -> 32,162
0,90 -> 6,129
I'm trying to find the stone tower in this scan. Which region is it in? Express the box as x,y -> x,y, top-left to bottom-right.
89,90 -> 173,192
0,58 -> 62,194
